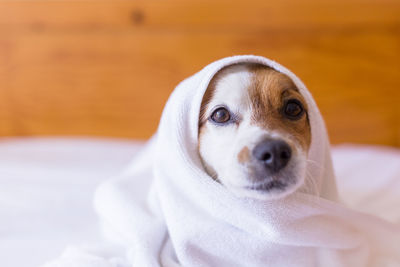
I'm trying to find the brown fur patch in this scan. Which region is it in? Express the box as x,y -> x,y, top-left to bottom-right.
199,77 -> 217,129
248,64 -> 311,151
238,146 -> 250,164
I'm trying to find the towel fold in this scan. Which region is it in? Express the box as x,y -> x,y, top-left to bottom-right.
44,55 -> 400,267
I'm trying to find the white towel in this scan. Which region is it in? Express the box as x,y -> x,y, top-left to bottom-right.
44,55 -> 400,267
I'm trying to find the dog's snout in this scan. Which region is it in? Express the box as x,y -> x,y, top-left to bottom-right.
253,139 -> 291,173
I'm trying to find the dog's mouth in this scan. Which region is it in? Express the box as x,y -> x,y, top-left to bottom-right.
221,150 -> 306,200
227,179 -> 296,200
245,180 -> 287,192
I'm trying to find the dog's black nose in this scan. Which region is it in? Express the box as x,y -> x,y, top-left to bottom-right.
253,139 -> 292,173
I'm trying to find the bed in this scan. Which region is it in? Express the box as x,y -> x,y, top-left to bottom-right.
0,138 -> 399,267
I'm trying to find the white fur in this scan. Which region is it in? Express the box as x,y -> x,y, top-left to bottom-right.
199,64 -> 307,200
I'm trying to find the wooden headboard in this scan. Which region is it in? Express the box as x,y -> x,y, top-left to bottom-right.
0,0 -> 399,146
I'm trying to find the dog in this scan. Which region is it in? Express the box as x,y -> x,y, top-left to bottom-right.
198,63 -> 311,200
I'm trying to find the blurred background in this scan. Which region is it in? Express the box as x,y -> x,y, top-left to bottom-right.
0,0 -> 399,146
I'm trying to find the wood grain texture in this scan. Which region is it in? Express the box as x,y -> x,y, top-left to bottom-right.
0,0 -> 399,146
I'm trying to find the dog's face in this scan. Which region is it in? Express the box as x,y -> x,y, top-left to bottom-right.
198,63 -> 311,200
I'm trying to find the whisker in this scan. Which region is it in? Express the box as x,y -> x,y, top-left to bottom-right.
306,159 -> 326,175
306,159 -> 321,168
304,169 -> 319,195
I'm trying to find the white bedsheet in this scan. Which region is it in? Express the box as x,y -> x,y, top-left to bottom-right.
0,138 -> 143,267
0,138 -> 399,267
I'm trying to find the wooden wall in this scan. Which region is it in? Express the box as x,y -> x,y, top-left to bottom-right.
0,0 -> 399,146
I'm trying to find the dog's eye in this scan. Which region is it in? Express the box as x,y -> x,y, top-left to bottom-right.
210,107 -> 231,124
284,99 -> 304,119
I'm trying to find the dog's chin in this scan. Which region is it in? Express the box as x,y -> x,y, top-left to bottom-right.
224,177 -> 303,201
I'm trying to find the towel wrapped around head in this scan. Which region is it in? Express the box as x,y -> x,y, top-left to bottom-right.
44,55 -> 400,267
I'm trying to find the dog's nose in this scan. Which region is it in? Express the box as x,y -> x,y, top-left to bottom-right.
252,139 -> 292,173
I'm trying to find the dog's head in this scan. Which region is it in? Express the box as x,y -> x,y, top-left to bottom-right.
198,63 -> 311,200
